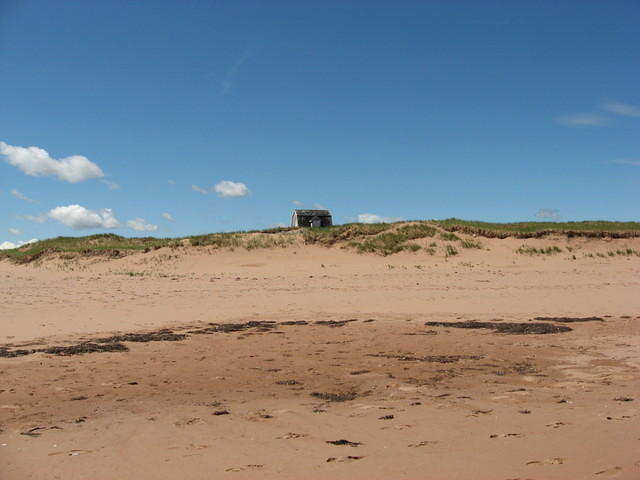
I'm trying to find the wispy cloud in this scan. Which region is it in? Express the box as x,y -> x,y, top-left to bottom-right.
214,180 -> 250,198
9,228 -> 20,235
610,159 -> 640,166
49,205 -> 120,229
192,184 -> 209,194
358,213 -> 403,224
0,141 -> 104,183
100,179 -> 120,190
601,101 -> 640,117
535,208 -> 561,220
555,113 -> 609,127
10,189 -> 35,203
161,212 -> 175,222
291,200 -> 304,207
222,51 -> 252,95
19,214 -> 47,224
127,218 -> 158,232
168,179 -> 176,185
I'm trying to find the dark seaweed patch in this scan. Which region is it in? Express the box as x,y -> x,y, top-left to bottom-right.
95,329 -> 186,343
40,342 -> 129,356
326,439 -> 362,447
425,321 -> 572,334
0,347 -> 32,358
1,342 -> 128,357
368,353 -> 482,363
188,321 -> 277,334
314,319 -> 358,328
275,379 -> 303,385
533,316 -> 603,323
311,391 -> 358,402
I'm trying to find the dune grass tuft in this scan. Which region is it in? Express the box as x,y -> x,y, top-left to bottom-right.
516,245 -> 562,255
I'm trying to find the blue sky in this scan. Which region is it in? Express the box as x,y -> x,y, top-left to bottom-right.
1,0 -> 639,246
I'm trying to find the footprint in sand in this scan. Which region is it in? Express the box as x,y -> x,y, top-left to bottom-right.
225,464 -> 264,472
489,433 -> 523,438
526,457 -> 565,466
277,432 -> 307,439
546,421 -> 570,428
408,441 -> 438,448
48,449 -> 92,456
594,466 -> 623,477
174,417 -> 201,426
326,456 -> 364,463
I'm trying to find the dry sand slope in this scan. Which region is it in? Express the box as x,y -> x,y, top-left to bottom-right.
1,236 -> 639,479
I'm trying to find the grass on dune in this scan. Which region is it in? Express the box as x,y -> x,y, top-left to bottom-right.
516,245 -> 563,255
348,224 -> 437,256
2,218 -> 639,262
0,234 -> 169,261
435,218 -> 640,235
301,223 -> 394,246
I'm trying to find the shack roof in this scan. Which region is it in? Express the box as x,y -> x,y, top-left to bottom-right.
293,209 -> 332,216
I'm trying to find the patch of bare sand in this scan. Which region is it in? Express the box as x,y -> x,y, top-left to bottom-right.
1,238 -> 639,479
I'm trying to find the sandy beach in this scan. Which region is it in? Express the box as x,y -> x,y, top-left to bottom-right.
1,234 -> 639,479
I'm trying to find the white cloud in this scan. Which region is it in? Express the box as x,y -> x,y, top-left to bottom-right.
357,213 -> 403,224
168,179 -> 176,185
601,102 -> 640,117
0,238 -> 37,250
292,200 -> 304,207
9,228 -> 20,235
127,218 -> 158,232
48,205 -> 120,229
10,189 -> 34,203
161,212 -> 175,222
312,203 -> 326,210
0,141 -> 104,183
192,184 -> 209,194
535,208 -> 561,220
214,180 -> 250,198
19,214 -> 47,224
555,113 -> 609,127
101,179 -> 120,190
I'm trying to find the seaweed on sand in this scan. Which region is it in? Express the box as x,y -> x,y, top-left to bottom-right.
425,321 -> 572,334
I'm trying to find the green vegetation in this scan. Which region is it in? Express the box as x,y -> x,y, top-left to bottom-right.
435,218 -> 640,236
301,223 -> 394,246
608,248 -> 640,257
585,249 -> 640,258
0,234 -> 168,262
2,218 -> 638,263
188,232 -> 293,250
460,239 -> 482,249
439,232 -> 460,241
584,248 -> 640,258
188,233 -> 242,248
516,245 -> 563,255
349,224 -> 436,256
445,245 -> 459,257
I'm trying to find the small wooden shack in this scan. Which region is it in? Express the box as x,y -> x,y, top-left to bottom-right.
291,209 -> 333,228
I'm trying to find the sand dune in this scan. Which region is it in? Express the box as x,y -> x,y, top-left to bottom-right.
1,235 -> 639,479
